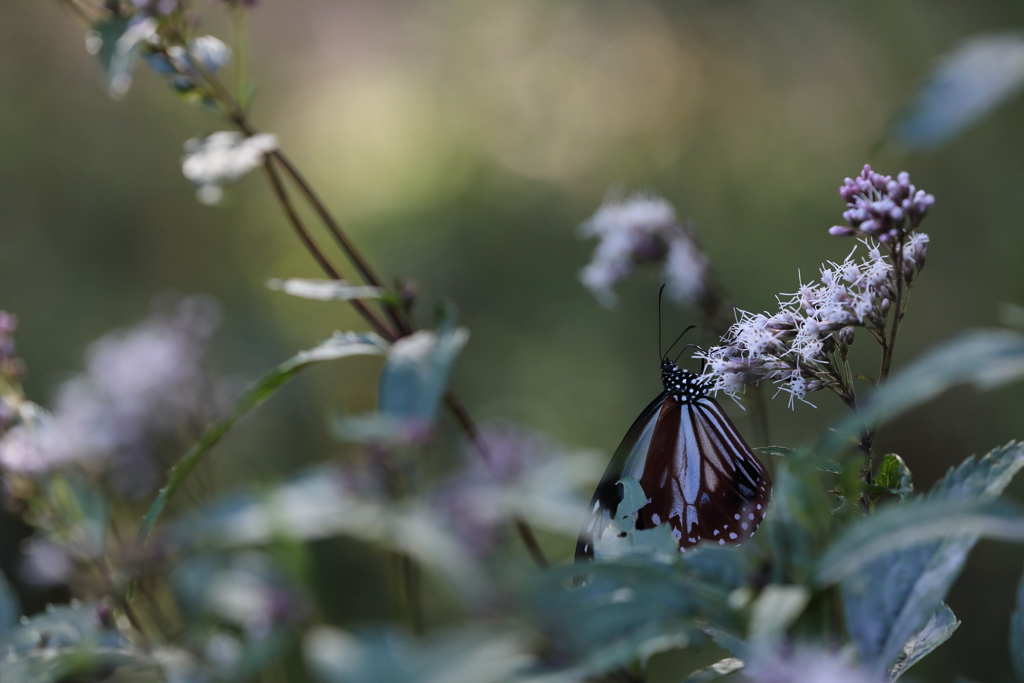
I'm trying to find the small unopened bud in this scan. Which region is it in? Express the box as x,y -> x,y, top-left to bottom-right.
880,298 -> 890,311
839,327 -> 855,347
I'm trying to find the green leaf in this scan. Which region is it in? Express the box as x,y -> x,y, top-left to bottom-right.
303,626 -> 529,683
523,561 -> 732,676
828,441 -> 1024,676
171,466 -> 483,598
764,460 -> 845,585
867,454 -> 914,502
1011,564 -> 1024,682
88,16 -> 155,99
137,332 -> 387,543
891,33 -> 1024,149
824,330 -> 1024,456
748,585 -> 810,643
680,658 -> 744,683
379,316 -> 468,425
592,478 -> 679,562
46,475 -> 109,559
0,646 -> 155,683
889,603 -> 959,681
267,278 -> 383,301
753,446 -> 796,458
841,443 -> 1024,675
4,601 -> 125,654
704,628 -> 748,660
678,545 -> 752,592
0,569 -> 20,631
820,498 -> 1024,583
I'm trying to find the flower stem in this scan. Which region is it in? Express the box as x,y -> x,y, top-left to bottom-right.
860,240 -> 909,479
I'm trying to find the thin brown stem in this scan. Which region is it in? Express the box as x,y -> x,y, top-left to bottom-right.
446,391 -> 550,567
261,157 -> 397,341
189,52 -> 548,567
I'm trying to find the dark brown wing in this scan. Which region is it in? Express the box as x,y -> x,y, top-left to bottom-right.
575,391 -> 667,560
634,395 -> 771,551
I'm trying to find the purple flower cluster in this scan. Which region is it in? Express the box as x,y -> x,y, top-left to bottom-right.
0,296 -> 225,493
829,165 -> 934,242
0,312 -> 22,383
130,0 -> 180,16
430,423 -> 593,558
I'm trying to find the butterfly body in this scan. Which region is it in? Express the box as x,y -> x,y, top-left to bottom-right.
576,359 -> 771,559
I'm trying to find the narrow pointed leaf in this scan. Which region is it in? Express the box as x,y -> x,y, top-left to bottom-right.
820,498 -> 1024,584
267,278 -> 383,301
892,33 -> 1024,149
138,332 -> 387,542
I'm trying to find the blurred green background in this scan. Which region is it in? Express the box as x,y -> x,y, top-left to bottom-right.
4,0 -> 1024,679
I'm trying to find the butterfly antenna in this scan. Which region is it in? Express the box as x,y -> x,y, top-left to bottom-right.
663,325 -> 696,361
675,343 -> 704,364
657,285 -> 666,360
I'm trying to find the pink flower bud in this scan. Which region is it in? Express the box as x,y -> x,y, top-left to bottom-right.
829,225 -> 857,237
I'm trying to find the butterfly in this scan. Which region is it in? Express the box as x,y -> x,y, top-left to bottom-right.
576,328 -> 771,559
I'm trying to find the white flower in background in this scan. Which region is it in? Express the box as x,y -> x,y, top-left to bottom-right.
164,35 -> 232,80
578,191 -> 709,308
182,132 -> 279,205
0,296 -> 223,492
187,36 -> 231,73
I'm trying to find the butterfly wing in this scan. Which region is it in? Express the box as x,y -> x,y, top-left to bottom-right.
576,392 -> 771,559
574,391 -> 668,560
635,395 -> 771,549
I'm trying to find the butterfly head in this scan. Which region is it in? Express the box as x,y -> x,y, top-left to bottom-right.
661,359 -> 711,405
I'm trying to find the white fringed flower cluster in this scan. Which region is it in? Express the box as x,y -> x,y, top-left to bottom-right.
698,241 -> 919,408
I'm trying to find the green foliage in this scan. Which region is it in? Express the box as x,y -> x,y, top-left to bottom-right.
0,601 -> 147,683
378,310 -> 468,425
828,441 -> 1024,677
304,627 -> 530,683
171,466 -> 485,598
866,454 -> 914,502
1011,565 -> 1024,682
138,331 -> 388,542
